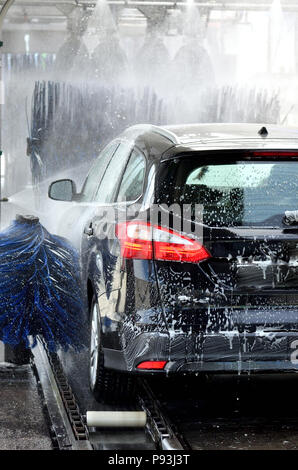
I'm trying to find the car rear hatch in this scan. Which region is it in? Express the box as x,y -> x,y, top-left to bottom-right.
154,150 -> 298,333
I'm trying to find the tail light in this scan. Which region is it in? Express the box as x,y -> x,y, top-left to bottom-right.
137,360 -> 167,370
116,221 -> 210,263
251,151 -> 298,157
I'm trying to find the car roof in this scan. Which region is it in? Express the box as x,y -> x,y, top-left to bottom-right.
165,123 -> 298,145
123,123 -> 298,155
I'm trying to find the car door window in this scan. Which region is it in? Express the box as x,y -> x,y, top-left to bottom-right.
80,142 -> 119,202
94,141 -> 133,203
117,149 -> 146,202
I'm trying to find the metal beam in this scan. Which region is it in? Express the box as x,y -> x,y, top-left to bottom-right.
1,1 -> 298,12
106,1 -> 298,11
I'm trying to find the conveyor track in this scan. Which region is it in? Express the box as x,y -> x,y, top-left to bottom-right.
32,338 -> 196,451
32,339 -> 91,450
138,379 -> 191,451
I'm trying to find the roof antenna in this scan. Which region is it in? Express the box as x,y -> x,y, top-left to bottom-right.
258,126 -> 268,137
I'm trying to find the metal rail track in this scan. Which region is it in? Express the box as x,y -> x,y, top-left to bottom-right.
33,338 -> 192,451
32,338 -> 92,450
138,379 -> 191,451
31,340 -> 298,450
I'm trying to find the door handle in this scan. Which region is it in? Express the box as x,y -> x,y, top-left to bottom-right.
84,224 -> 94,236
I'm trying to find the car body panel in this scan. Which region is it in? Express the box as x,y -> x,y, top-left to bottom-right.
49,123 -> 298,374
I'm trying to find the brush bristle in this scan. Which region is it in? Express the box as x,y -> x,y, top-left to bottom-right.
0,218 -> 85,352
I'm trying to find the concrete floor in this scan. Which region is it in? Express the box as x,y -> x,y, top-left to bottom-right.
153,373 -> 298,450
0,364 -> 52,450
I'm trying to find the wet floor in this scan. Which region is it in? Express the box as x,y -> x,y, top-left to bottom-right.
59,348 -> 298,450
58,349 -> 155,450
0,364 -> 52,450
150,373 -> 298,450
59,349 -> 101,413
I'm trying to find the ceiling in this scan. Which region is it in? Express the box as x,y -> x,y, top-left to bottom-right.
1,1 -> 298,29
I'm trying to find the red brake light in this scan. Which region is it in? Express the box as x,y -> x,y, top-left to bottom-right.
137,361 -> 167,370
116,222 -> 210,263
252,151 -> 298,157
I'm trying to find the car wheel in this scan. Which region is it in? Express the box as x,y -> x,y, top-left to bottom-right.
89,295 -> 135,404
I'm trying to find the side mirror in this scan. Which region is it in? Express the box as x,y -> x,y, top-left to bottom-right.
48,179 -> 76,202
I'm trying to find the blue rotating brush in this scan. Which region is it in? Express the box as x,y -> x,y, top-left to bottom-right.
0,215 -> 85,352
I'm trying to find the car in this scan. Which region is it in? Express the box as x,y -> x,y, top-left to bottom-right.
49,122 -> 298,402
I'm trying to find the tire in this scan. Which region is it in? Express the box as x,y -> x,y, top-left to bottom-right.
89,295 -> 135,404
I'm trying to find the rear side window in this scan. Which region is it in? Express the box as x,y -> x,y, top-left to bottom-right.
94,141 -> 133,203
80,142 -> 118,202
157,158 -> 298,227
117,149 -> 146,202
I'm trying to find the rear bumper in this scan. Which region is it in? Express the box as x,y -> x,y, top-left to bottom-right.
103,329 -> 298,373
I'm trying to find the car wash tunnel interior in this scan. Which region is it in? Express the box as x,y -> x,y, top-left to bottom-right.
3,0 -> 298,455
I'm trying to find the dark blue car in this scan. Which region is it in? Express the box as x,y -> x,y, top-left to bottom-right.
49,123 -> 298,402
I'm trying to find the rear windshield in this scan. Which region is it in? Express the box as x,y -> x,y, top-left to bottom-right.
157,158 -> 298,227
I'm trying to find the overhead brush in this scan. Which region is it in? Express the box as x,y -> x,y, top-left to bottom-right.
0,214 -> 85,352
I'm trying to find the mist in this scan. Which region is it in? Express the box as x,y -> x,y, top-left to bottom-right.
1,0 -> 295,235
